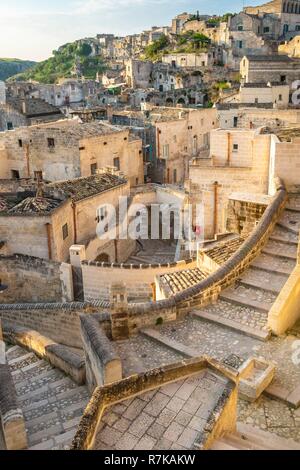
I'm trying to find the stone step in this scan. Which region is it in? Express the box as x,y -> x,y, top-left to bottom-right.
220,288 -> 274,313
192,310 -> 270,342
238,268 -> 288,295
251,255 -> 295,276
274,223 -> 299,239
277,220 -> 300,235
8,352 -> 38,367
12,360 -> 52,382
141,328 -> 197,358
5,345 -> 25,359
18,377 -> 76,405
236,423 -> 300,450
23,394 -> 89,422
262,247 -> 297,261
270,234 -> 298,246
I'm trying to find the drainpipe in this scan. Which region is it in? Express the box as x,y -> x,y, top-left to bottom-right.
213,181 -> 219,237
227,132 -> 231,166
72,202 -> 77,244
114,239 -> 118,263
25,144 -> 30,177
45,223 -> 52,260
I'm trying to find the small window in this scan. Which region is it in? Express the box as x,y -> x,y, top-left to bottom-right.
279,94 -> 282,101
238,25 -> 243,31
280,75 -> 286,83
79,146 -> 85,151
124,137 -> 128,141
11,170 -> 20,179
173,169 -> 177,183
255,98 -> 259,104
47,138 -> 55,148
113,157 -> 120,170
103,142 -> 107,145
62,223 -> 69,240
91,163 -> 98,175
18,139 -> 23,148
238,40 -> 243,49
233,144 -> 239,151
162,144 -> 169,159
97,206 -> 106,223
263,27 -> 270,33
7,122 -> 13,130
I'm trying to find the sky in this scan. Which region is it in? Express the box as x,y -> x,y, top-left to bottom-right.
0,0 -> 261,61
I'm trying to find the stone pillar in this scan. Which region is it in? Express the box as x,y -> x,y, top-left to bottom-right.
110,283 -> 129,340
69,245 -> 86,268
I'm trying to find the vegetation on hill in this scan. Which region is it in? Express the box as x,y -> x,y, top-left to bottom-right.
144,35 -> 170,60
176,31 -> 211,52
9,41 -> 106,84
0,59 -> 36,81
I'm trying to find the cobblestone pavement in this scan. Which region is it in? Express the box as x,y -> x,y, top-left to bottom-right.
95,369 -> 229,450
238,396 -> 300,442
203,300 -> 269,331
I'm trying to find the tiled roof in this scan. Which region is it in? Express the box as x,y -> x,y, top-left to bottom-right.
48,173 -> 128,202
204,237 -> 245,265
159,267 -> 209,296
7,196 -> 62,215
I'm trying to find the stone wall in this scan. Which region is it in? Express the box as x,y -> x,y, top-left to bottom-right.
226,193 -> 271,237
0,305 -> 93,349
218,107 -> 300,130
0,255 -> 70,303
80,314 -> 122,392
82,259 -> 197,302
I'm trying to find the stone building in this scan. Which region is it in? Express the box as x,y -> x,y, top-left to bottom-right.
111,106 -> 217,184
0,173 -> 133,263
240,82 -> 290,106
279,34 -> 300,55
240,54 -> 300,85
0,119 -> 143,186
171,12 -> 193,34
189,128 -> 272,238
0,97 -> 64,132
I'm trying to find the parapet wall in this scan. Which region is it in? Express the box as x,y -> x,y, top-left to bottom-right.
0,255 -> 71,304
82,258 -> 196,302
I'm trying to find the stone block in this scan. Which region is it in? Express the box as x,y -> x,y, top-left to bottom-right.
238,357 -> 275,402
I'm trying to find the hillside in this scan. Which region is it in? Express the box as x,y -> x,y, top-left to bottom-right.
0,58 -> 36,81
10,40 -> 106,84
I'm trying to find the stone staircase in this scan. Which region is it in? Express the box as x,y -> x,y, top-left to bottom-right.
192,208 -> 299,341
210,423 -> 300,450
6,345 -> 90,450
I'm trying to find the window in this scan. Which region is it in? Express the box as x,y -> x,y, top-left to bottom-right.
255,98 -> 259,104
296,25 -> 300,31
263,26 -> 270,33
113,157 -> 120,170
97,206 -> 106,223
280,75 -> 286,83
279,94 -> 282,101
233,116 -> 238,128
11,170 -> 20,179
47,138 -> 55,148
159,85 -> 164,92
238,25 -> 243,31
233,143 -> 239,151
173,169 -> 177,183
91,163 -> 98,175
162,144 -> 169,159
238,40 -> 243,49
62,223 -> 69,240
7,122 -> 13,130
18,139 -> 23,148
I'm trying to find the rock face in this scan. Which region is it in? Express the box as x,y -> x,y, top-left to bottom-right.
0,59 -> 36,81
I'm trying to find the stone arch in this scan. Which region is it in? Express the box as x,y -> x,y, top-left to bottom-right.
165,97 -> 174,106
177,97 -> 186,105
95,253 -> 110,263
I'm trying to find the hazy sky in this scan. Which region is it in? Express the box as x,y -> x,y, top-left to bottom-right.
0,0 -> 260,61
